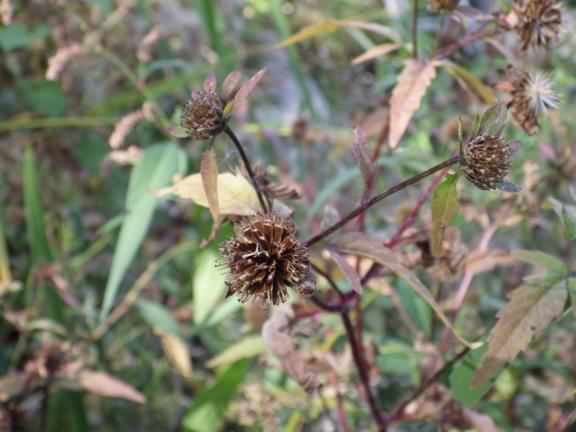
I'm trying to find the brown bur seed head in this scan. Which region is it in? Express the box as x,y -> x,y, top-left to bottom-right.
461,135 -> 512,191
181,90 -> 225,140
221,214 -> 314,305
513,0 -> 562,50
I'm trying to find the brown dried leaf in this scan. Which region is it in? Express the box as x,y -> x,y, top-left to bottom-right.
471,282 -> 568,388
352,43 -> 401,64
233,69 -> 266,119
77,370 -> 146,404
332,232 -> 473,348
222,70 -> 242,102
200,148 -> 221,244
388,60 -> 439,149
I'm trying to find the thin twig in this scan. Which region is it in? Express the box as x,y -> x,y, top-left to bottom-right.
390,347 -> 470,421
224,126 -> 270,213
341,311 -> 388,431
305,156 -> 460,248
412,0 -> 419,59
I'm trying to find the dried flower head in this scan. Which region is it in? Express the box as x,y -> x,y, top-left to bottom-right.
181,87 -> 225,140
460,135 -> 513,191
221,214 -> 314,305
513,0 -> 562,50
429,0 -> 460,12
506,68 -> 559,135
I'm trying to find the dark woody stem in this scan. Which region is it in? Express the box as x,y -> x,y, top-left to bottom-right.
412,0 -> 419,59
224,125 -> 270,213
305,156 -> 460,248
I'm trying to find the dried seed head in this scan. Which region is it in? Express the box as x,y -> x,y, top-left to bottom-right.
181,89 -> 224,140
221,214 -> 314,305
461,135 -> 512,190
429,0 -> 460,12
507,69 -> 559,135
513,0 -> 562,50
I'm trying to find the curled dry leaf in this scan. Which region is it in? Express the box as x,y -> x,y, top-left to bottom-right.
471,282 -> 568,388
156,172 -> 260,216
76,370 -> 146,404
331,232 -> 474,348
389,60 -> 440,149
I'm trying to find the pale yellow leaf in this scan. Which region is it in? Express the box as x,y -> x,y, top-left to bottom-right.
77,370 -> 145,403
332,232 -> 474,348
156,172 -> 260,216
200,149 -> 221,243
471,282 -> 567,387
159,331 -> 193,381
388,60 -> 439,149
276,19 -> 341,48
352,43 -> 401,65
207,335 -> 265,368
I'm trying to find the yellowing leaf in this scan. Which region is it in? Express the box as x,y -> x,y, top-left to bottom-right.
332,232 -> 473,348
431,173 -> 459,257
276,19 -> 341,48
471,282 -> 568,387
200,149 -> 221,243
159,331 -> 193,381
388,60 -> 439,149
156,172 -> 260,216
443,62 -> 497,105
207,336 -> 265,368
352,43 -> 401,64
77,370 -> 146,403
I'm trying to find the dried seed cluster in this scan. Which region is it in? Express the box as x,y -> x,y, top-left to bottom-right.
221,214 -> 314,305
181,90 -> 224,140
508,69 -> 559,135
461,135 -> 512,190
513,0 -> 562,50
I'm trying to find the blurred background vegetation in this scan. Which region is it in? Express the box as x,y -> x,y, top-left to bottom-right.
1,0 -> 576,431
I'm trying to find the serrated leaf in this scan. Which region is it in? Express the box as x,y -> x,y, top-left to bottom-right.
431,173 -> 459,257
471,282 -> 568,387
207,336 -> 265,368
137,300 -> 181,337
77,370 -> 145,404
450,345 -> 492,407
276,19 -> 341,48
443,62 -> 497,105
352,43 -> 401,64
388,60 -> 439,149
511,250 -> 567,275
332,232 -> 473,348
193,249 -> 227,324
100,144 -> 187,321
159,331 -> 193,381
183,360 -> 249,432
157,172 -> 260,216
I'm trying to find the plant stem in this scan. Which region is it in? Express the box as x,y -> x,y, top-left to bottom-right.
412,0 -> 419,59
305,156 -> 460,248
224,126 -> 270,213
341,311 -> 388,431
390,347 -> 470,421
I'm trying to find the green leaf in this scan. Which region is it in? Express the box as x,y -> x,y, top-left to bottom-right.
549,197 -> 576,241
17,80 -> 66,117
449,345 -> 492,407
511,250 -> 567,276
100,143 -> 187,321
377,341 -> 420,383
137,300 -> 180,337
193,249 -> 227,324
431,173 -> 459,257
183,360 -> 250,432
207,336 -> 265,368
471,282 -> 567,387
0,23 -> 49,51
395,279 -> 431,336
23,146 -> 53,263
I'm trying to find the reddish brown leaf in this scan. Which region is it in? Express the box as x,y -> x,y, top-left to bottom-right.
388,60 -> 439,149
232,69 -> 266,119
77,370 -> 145,404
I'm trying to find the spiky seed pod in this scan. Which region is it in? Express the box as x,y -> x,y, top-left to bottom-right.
181,90 -> 225,140
429,0 -> 460,12
461,135 -> 512,190
221,214 -> 314,305
513,0 -> 562,50
507,69 -> 559,135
